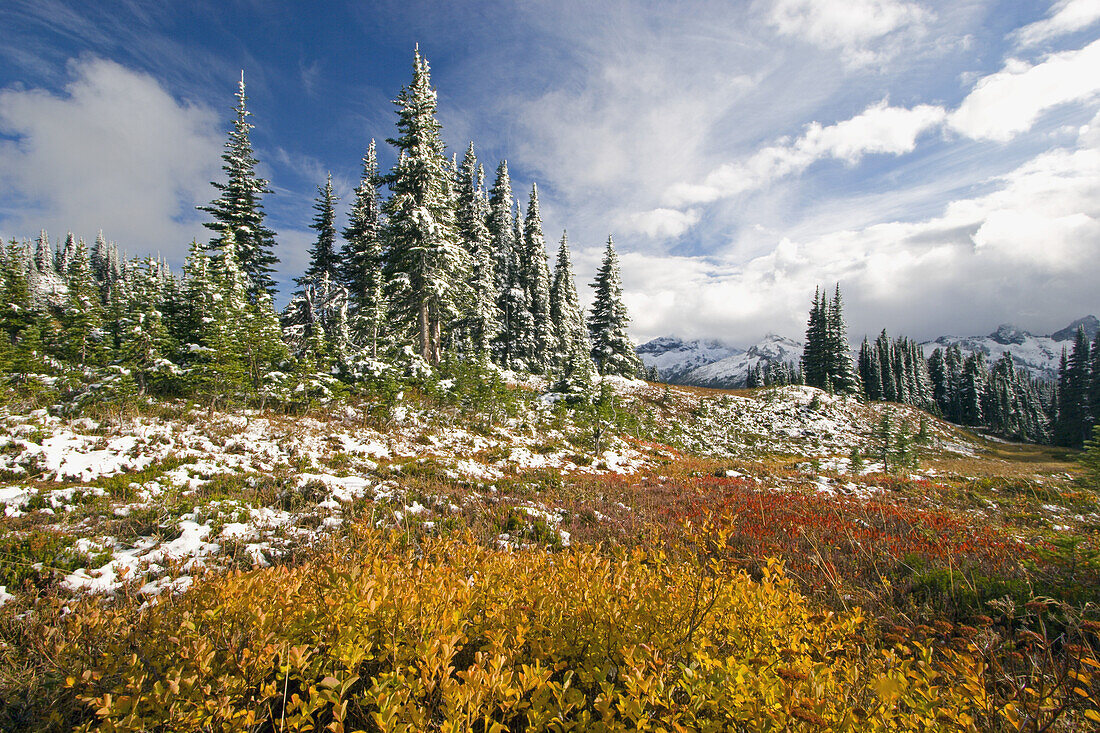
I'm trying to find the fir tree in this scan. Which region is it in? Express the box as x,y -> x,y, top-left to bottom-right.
1055,326 -> 1092,447
587,236 -> 641,378
60,237 -> 103,366
1090,330 -> 1100,435
57,232 -> 76,277
549,231 -> 596,393
91,231 -> 109,285
801,288 -> 826,388
454,147 -> 500,362
340,140 -> 387,358
299,173 -> 340,286
825,285 -> 860,395
488,161 -> 528,369
522,184 -> 553,373
382,47 -> 469,366
198,71 -> 279,299
115,258 -> 174,395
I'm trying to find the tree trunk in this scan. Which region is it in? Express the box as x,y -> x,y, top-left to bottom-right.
419,303 -> 430,363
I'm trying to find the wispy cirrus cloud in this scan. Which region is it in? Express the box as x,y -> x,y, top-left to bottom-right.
664,100 -> 947,207
949,38 -> 1100,141
1013,0 -> 1100,48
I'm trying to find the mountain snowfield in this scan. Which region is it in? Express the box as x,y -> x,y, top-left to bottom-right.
639,316 -> 1099,387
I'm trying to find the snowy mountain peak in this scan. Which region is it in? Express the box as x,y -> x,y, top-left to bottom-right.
1049,315 -> 1099,342
638,333 -> 803,388
635,336 -> 743,382
989,324 -> 1030,346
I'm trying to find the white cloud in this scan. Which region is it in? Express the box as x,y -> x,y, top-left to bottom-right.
0,57 -> 221,261
619,208 -> 701,238
1014,0 -> 1100,48
950,38 -> 1100,141
767,0 -> 929,66
664,100 -> 945,207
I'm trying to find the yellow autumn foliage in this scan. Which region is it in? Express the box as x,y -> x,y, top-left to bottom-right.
47,530 -> 998,731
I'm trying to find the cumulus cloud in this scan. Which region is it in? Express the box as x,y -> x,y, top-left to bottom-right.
1013,0 -> 1100,48
950,38 -> 1100,141
664,100 -> 946,206
767,0 -> 930,66
0,57 -> 221,260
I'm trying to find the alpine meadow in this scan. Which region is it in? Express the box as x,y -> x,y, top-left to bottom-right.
2,2 -> 1100,731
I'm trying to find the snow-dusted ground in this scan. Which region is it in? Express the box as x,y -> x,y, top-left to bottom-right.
0,381 -> 1002,604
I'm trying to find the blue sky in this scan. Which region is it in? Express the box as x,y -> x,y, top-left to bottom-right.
0,0 -> 1097,344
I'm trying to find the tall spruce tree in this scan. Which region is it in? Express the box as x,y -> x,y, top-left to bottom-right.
382,47 -> 469,366
300,173 -> 340,286
198,71 -> 279,299
801,288 -> 827,389
454,146 -> 500,362
522,184 -> 554,373
341,140 -> 387,358
550,231 -> 596,392
1090,330 -> 1100,436
60,237 -> 102,366
1055,326 -> 1092,447
826,285 -> 860,395
587,236 -> 641,378
488,161 -> 530,369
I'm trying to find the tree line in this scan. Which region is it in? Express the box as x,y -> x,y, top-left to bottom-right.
799,285 -> 1097,446
0,49 -> 644,408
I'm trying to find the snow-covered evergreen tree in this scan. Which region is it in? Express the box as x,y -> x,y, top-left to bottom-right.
57,232 -> 76,277
198,71 -> 279,299
382,47 -> 469,366
522,184 -> 553,373
60,237 -> 103,366
340,139 -> 387,358
488,160 -> 528,369
115,258 -> 174,395
1054,326 -> 1092,447
454,145 -> 500,362
587,236 -> 641,378
826,285 -> 860,395
549,231 -> 596,393
300,173 -> 340,286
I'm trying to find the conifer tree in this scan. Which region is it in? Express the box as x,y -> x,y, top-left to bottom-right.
801,288 -> 827,388
115,258 -> 174,395
340,140 -> 387,359
587,236 -> 641,377
454,146 -> 500,362
549,231 -> 596,392
858,338 -> 881,401
33,230 -> 52,274
191,231 -> 252,407
826,285 -> 860,395
60,237 -> 102,366
300,173 -> 340,286
57,232 -> 76,277
198,71 -> 279,299
91,231 -> 109,285
382,47 -> 469,366
522,184 -> 553,372
0,239 -> 35,352
1090,330 -> 1100,435
1055,326 -> 1092,447
487,161 -> 530,369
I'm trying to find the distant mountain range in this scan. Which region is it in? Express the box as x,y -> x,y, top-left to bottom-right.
638,316 -> 1098,388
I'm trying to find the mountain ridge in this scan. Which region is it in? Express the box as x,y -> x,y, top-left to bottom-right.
638,315 -> 1098,388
